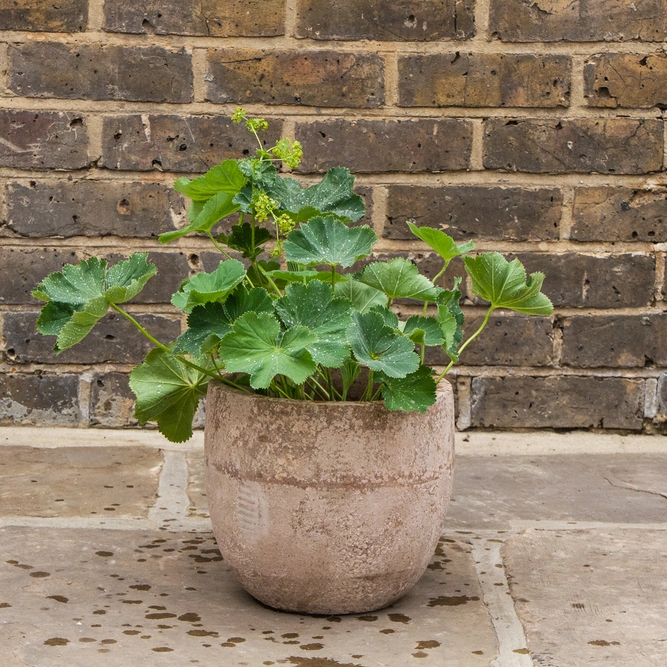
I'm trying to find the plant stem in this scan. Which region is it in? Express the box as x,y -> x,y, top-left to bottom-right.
432,259 -> 450,286
420,343 -> 425,364
330,264 -> 336,290
435,305 -> 494,384
253,260 -> 282,297
206,231 -> 234,260
370,384 -> 384,402
361,369 -> 374,401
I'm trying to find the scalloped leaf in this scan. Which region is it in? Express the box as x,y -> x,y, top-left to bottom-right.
407,222 -> 474,262
403,316 -> 445,346
171,259 -> 246,313
334,280 -> 388,313
173,160 -> 246,201
377,365 -> 437,414
356,257 -> 440,302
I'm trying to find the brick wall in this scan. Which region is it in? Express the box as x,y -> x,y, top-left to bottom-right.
1,0 -> 666,433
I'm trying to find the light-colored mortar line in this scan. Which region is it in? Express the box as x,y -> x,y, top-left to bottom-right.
552,317 -> 564,368
474,0 -> 491,42
570,54 -> 588,110
444,365 -> 662,378
282,117 -> 296,143
455,376 -> 472,430
77,370 -> 93,428
284,0 -> 298,38
84,113 -> 103,166
3,30 -> 667,55
509,520 -> 667,531
191,47 -> 208,103
384,51 -> 399,107
559,186 -> 575,240
372,185 -> 388,237
644,377 -> 659,419
655,252 -> 666,302
147,450 -> 196,530
663,111 -> 667,171
1,94 -> 664,120
87,0 -> 105,31
470,118 -> 485,170
471,539 -> 533,667
0,42 -> 9,96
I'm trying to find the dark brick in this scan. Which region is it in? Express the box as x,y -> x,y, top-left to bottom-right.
0,0 -> 87,31
471,376 -> 644,430
6,181 -> 183,238
100,114 -> 283,172
8,43 -> 193,103
483,118 -> 663,174
205,49 -> 384,108
572,187 -> 667,242
561,314 -> 667,368
90,372 -> 137,427
425,313 -> 554,367
398,53 -> 570,108
384,185 -> 562,241
4,312 -> 181,365
104,0 -> 284,36
296,119 -> 471,173
489,0 -> 667,42
0,247 -> 78,305
515,252 -> 656,308
295,0 -> 474,41
0,111 -> 88,170
0,374 -> 80,426
585,53 -> 667,108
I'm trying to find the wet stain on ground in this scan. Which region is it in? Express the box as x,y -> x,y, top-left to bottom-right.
44,637 -> 69,646
287,659 -> 365,667
0,603 -> 11,608
356,615 -> 377,622
46,595 -> 68,603
30,571 -> 51,578
416,640 -> 441,650
388,613 -> 411,623
177,612 -> 201,622
513,648 -> 530,653
588,640 -> 620,646
151,646 -> 174,652
300,642 -> 325,650
379,629 -> 395,634
428,595 -> 479,607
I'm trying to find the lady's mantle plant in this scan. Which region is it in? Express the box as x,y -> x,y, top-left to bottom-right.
33,111 -> 553,442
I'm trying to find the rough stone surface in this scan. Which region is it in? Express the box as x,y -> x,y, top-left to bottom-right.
471,376 -> 645,429
398,53 -> 571,107
384,185 -> 562,241
186,450 -> 208,518
8,43 -> 193,103
490,0 -> 667,42
295,118 -> 472,173
295,0 -> 476,41
89,373 -> 138,428
104,0 -> 285,36
100,114 -> 283,172
205,383 -> 455,614
561,314 -> 667,368
572,187 -> 667,242
0,526 -> 497,665
483,118 -> 664,174
585,52 -> 667,108
504,529 -> 667,666
0,111 -> 88,170
449,454 -> 667,528
513,252 -> 656,308
0,446 -> 160,518
0,375 -> 80,426
205,49 -> 385,107
6,181 -> 184,238
0,0 -> 87,31
4,312 -> 182,365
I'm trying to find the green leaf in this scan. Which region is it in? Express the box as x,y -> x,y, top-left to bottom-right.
246,259 -> 280,290
218,222 -> 272,259
32,254 -> 157,353
334,280 -> 388,313
275,280 -> 353,367
219,312 -> 317,389
407,222 -> 474,262
347,311 -> 419,378
356,258 -> 440,302
341,358 -> 361,398
173,160 -> 246,201
160,191 -> 239,243
130,349 -> 209,443
171,259 -> 246,313
368,305 -> 399,330
436,286 -> 464,360
284,215 -> 377,268
377,366 -> 437,414
464,252 -> 554,315
271,167 -> 365,222
403,316 -> 445,346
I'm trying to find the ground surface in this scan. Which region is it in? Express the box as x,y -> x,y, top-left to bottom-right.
0,428 -> 665,667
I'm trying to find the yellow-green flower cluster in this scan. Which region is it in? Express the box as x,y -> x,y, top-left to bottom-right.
273,138 -> 304,169
253,192 -> 280,223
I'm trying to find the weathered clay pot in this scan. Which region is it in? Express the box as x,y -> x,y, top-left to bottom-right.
204,381 -> 455,615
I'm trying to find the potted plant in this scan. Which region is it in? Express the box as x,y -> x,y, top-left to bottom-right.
32,110 -> 552,614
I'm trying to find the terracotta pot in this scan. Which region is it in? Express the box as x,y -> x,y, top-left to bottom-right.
204,381 -> 455,615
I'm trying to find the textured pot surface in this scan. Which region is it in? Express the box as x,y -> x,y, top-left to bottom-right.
204,383 -> 455,615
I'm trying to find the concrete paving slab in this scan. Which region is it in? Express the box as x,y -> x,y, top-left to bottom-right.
0,526 -> 498,667
0,447 -> 162,518
185,451 -> 208,519
449,454 -> 667,528
503,528 -> 667,667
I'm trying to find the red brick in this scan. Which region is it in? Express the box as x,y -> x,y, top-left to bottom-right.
384,185 -> 562,241
6,181 -> 184,238
398,53 -> 570,108
104,0 -> 284,36
295,0 -> 474,41
483,118 -> 663,174
572,187 -> 667,242
490,0 -> 667,42
0,0 -> 87,31
471,376 -> 644,430
8,43 -> 193,103
561,314 -> 667,368
0,111 -> 88,170
205,49 -> 384,108
100,115 -> 283,172
295,119 -> 472,173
